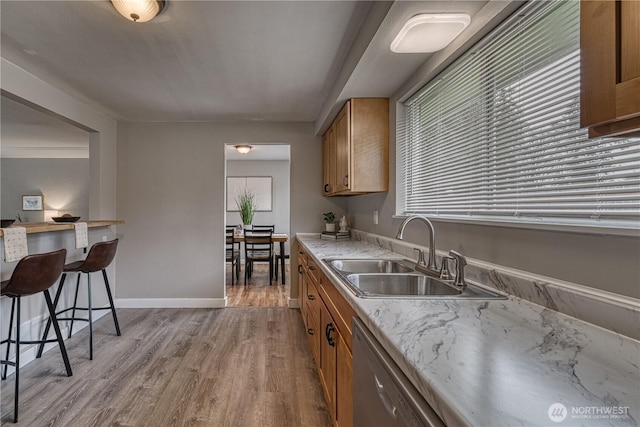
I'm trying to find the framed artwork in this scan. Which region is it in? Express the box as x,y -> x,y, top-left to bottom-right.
22,195 -> 44,211
227,177 -> 273,212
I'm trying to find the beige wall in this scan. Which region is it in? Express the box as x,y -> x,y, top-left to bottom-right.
116,121 -> 346,305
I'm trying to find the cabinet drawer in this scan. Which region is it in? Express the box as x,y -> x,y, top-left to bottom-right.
306,307 -> 320,363
305,278 -> 322,321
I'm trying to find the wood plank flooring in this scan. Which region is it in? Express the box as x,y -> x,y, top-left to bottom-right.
226,264 -> 289,307
0,307 -> 331,427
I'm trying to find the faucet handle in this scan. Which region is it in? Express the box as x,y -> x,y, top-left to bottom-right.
439,256 -> 454,281
448,250 -> 467,287
413,248 -> 426,266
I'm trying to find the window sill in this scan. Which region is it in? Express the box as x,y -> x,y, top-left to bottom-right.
393,214 -> 640,237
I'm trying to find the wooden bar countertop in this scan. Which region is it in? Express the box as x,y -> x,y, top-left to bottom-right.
0,220 -> 124,236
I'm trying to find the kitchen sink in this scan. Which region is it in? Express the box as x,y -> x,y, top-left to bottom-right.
324,258 -> 506,300
329,259 -> 414,274
346,273 -> 461,297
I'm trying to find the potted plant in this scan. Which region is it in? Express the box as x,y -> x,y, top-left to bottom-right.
236,188 -> 257,228
323,211 -> 336,232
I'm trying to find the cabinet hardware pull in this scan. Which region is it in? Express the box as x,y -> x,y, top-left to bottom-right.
308,328 -> 314,335
308,266 -> 315,270
342,175 -> 349,186
307,294 -> 315,301
325,323 -> 336,347
297,265 -> 303,274
324,184 -> 329,193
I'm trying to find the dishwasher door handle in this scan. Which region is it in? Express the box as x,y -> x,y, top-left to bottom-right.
374,374 -> 398,418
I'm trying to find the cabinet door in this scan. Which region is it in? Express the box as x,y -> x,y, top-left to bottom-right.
319,303 -> 337,420
334,101 -> 351,193
336,332 -> 353,427
581,0 -> 640,137
323,125 -> 336,195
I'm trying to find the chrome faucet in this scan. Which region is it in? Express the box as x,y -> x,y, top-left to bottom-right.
396,215 -> 438,272
448,250 -> 467,287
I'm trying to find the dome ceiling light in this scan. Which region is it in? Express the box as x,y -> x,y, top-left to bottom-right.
111,0 -> 165,23
235,145 -> 253,155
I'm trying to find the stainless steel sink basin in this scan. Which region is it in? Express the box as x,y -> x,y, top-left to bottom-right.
329,259 -> 414,274
346,273 -> 461,297
324,258 -> 506,300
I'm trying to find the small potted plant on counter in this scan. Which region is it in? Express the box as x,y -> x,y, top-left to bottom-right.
236,188 -> 257,229
323,211 -> 336,232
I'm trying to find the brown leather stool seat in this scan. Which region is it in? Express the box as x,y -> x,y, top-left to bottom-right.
1,249 -> 72,423
37,239 -> 121,361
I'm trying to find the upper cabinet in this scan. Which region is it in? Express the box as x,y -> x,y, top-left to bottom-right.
322,98 -> 389,196
580,0 -> 640,137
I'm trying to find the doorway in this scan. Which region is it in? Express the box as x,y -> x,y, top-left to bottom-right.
224,144 -> 291,307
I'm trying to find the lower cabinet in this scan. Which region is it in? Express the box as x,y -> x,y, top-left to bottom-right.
299,248 -> 354,427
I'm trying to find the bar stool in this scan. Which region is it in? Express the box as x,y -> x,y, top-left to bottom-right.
1,249 -> 72,423
37,239 -> 120,361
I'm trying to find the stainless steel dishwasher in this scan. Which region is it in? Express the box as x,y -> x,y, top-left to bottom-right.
353,318 -> 445,427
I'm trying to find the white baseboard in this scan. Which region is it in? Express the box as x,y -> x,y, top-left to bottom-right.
115,298 -> 228,308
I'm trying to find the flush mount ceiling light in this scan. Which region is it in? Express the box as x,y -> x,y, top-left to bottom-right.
111,0 -> 165,23
391,13 -> 471,53
235,145 -> 253,155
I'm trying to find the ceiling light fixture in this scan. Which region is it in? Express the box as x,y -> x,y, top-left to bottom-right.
391,13 -> 471,53
235,145 -> 253,155
111,0 -> 165,23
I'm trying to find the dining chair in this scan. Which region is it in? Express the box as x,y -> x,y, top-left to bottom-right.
225,227 -> 240,286
250,225 -> 275,277
243,229 -> 273,285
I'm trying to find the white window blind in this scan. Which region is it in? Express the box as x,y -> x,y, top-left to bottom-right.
397,0 -> 640,230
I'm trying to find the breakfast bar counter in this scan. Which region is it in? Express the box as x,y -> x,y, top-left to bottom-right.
0,220 -> 124,236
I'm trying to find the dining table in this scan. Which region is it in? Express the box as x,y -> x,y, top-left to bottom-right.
232,232 -> 289,285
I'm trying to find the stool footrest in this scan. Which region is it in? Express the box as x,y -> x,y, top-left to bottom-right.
57,317 -> 89,323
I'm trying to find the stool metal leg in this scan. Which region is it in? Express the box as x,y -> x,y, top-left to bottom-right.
2,297 -> 16,380
101,270 -> 121,336
43,290 -> 72,377
13,297 -> 21,423
87,273 -> 93,360
36,273 -> 67,358
68,273 -> 81,339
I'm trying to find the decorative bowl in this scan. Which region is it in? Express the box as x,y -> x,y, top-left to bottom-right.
52,216 -> 81,223
1,219 -> 15,228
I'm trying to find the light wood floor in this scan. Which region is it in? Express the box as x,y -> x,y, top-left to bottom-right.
1,307 -> 331,426
226,263 -> 290,307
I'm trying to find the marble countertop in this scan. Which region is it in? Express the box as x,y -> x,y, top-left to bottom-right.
297,234 -> 639,427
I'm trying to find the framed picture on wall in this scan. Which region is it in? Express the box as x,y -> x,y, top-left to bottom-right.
227,177 -> 273,212
22,195 -> 44,211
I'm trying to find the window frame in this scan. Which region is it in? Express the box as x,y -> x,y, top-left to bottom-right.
395,1 -> 640,237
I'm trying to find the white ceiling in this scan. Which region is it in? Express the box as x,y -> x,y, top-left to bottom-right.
1,0 -> 367,122
0,1 -> 515,139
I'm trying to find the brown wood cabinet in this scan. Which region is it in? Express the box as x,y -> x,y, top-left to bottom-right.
298,248 -> 355,427
322,98 -> 389,196
580,0 -> 640,137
